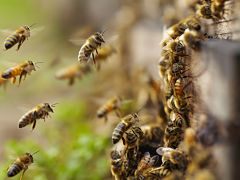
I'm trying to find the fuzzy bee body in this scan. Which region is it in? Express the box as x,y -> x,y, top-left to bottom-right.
78,32 -> 105,64
1,61 -> 36,86
112,113 -> 139,144
4,25 -> 30,50
7,153 -> 34,180
19,103 -> 54,130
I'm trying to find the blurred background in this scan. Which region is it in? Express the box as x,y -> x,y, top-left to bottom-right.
0,0 -> 167,179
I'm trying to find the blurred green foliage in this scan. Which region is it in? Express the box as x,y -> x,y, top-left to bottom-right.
0,100 -> 111,180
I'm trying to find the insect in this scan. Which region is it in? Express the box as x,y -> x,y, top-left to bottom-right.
1,60 -> 38,86
4,25 -> 32,51
7,151 -> 39,180
123,126 -> 144,154
78,32 -> 105,65
197,3 -> 213,19
158,57 -> 169,79
170,111 -> 187,129
180,29 -> 202,50
211,0 -> 229,20
163,40 -> 186,58
112,113 -> 140,144
145,166 -> 171,178
163,123 -> 183,148
97,96 -> 123,122
94,45 -> 117,70
18,103 -> 57,131
134,152 -> 159,179
110,150 -> 125,180
141,124 -> 164,145
55,63 -> 91,86
157,147 -> 188,170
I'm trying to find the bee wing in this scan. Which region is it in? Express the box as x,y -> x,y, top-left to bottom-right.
31,26 -> 45,36
0,29 -> 14,36
156,147 -> 174,155
149,155 -> 159,166
69,39 -> 86,46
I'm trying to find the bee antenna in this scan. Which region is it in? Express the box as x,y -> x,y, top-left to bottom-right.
51,102 -> 59,107
29,23 -> 37,28
36,61 -> 44,64
32,150 -> 40,156
101,28 -> 108,35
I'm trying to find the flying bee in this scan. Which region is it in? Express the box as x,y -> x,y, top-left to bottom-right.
7,151 -> 39,180
55,63 -> 91,86
4,25 -> 32,51
112,113 -> 139,144
19,103 -> 57,131
97,96 -> 123,123
94,45 -> 117,70
180,29 -> 201,50
78,32 -> 105,65
110,150 -> 125,180
1,60 -> 39,86
134,152 -> 159,179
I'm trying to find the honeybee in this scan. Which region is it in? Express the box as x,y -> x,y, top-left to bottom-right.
134,152 -> 159,179
145,166 -> 171,179
163,40 -> 186,58
163,123 -> 183,148
55,63 -> 91,86
110,150 -> 125,180
1,60 -> 37,86
94,45 -> 117,70
4,25 -> 31,51
211,0 -> 229,20
112,113 -> 139,144
78,32 -> 105,65
141,124 -> 164,145
180,29 -> 201,50
97,96 -> 123,122
156,147 -> 188,170
7,151 -> 38,180
19,103 -> 56,131
197,3 -> 213,19
167,22 -> 187,39
158,57 -> 169,78
183,15 -> 202,32
170,111 -> 187,129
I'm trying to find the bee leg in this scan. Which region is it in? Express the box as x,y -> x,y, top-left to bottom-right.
122,137 -> 125,145
69,78 -> 74,86
20,167 -> 28,180
92,53 -> 96,68
19,71 -> 26,87
115,109 -> 122,118
96,49 -> 98,55
104,116 -> 108,123
12,77 -> 16,84
17,36 -> 26,51
32,120 -> 36,131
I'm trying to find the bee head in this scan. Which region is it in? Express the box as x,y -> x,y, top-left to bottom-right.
45,103 -> 54,112
27,60 -> 36,71
25,153 -> 34,163
24,25 -> 30,31
94,32 -> 105,43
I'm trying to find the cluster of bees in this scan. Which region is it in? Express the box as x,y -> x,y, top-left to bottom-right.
1,0 -> 234,179
101,0 -> 233,179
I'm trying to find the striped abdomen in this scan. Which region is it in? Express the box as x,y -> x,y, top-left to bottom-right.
4,33 -> 20,50
19,110 -> 35,128
97,104 -> 115,118
1,67 -> 22,79
174,113 -> 184,128
174,78 -> 184,97
7,163 -> 23,177
78,42 -> 94,62
112,122 -> 127,144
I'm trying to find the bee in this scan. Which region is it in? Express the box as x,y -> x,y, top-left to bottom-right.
78,32 -> 105,65
123,126 -> 144,153
163,123 -> 183,148
170,112 -> 187,129
156,147 -> 188,170
134,152 -> 159,179
183,15 -> 202,32
158,57 -> 169,79
18,103 -> 56,131
197,3 -> 213,19
167,22 -> 187,39
7,151 -> 38,180
55,63 -> 91,86
211,0 -> 229,20
97,96 -> 123,122
145,166 -> 171,179
4,25 -> 31,51
141,124 -> 164,145
94,45 -> 117,70
112,113 -> 139,144
110,150 -> 125,180
1,60 -> 37,86
174,78 -> 185,97
180,29 -> 202,50
163,40 -> 186,58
